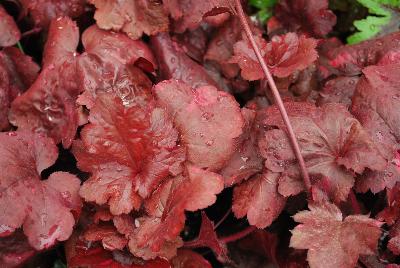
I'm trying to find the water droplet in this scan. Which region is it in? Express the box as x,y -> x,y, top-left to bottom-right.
205,140 -> 214,146
61,191 -> 71,199
386,171 -> 394,177
376,131 -> 383,141
201,112 -> 213,121
170,57 -> 176,64
199,133 -> 204,137
135,219 -> 141,228
216,39 -> 224,46
241,156 -> 249,162
7,132 -> 17,137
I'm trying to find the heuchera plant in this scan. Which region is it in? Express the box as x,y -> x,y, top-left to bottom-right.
1,0 -> 400,267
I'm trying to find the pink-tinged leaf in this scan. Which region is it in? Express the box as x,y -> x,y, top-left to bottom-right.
231,33 -> 318,80
171,249 -> 212,268
175,27 -> 208,63
232,172 -> 286,228
275,0 -> 336,37
290,202 -> 383,268
73,93 -> 184,215
317,76 -> 359,108
154,79 -> 244,171
185,212 -> 228,262
151,33 -> 220,89
9,17 -> 81,148
84,223 -> 128,251
352,63 -> 400,193
130,164 -> 223,260
326,32 -> 400,76
221,108 -> 263,187
377,185 -> 400,225
0,131 -> 81,250
260,102 -> 386,202
19,0 -> 86,28
164,0 -> 231,33
0,48 -> 40,131
205,17 -> 242,79
89,0 -> 169,40
42,16 -> 80,68
0,6 -> 20,47
0,231 -> 35,268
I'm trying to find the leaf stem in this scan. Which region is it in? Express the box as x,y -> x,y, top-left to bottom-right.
16,42 -> 24,53
233,0 -> 311,193
220,226 -> 256,243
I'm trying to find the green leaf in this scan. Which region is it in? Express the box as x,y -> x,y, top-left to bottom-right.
347,0 -> 400,44
249,0 -> 277,23
53,260 -> 67,268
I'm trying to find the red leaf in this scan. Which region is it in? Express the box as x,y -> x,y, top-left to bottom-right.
171,249 -> 212,268
73,93 -> 185,215
220,108 -> 263,187
204,17 -> 242,79
275,0 -> 336,37
0,6 -> 20,47
0,131 -> 81,250
232,172 -> 286,228
151,33 -> 220,89
130,164 -> 223,260
0,231 -> 35,268
164,0 -> 231,33
19,0 -> 86,28
84,223 -> 128,251
185,212 -> 228,262
352,62 -> 400,193
89,0 -> 169,40
154,79 -> 244,171
290,202 -> 383,268
260,102 -> 386,202
326,32 -> 400,76
317,76 -> 359,108
231,33 -> 318,80
388,220 -> 400,255
0,48 -> 40,130
9,17 -> 81,148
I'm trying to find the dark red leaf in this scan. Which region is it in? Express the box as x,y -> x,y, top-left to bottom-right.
19,0 -> 86,28
230,32 -> 318,80
151,33 -> 220,89
154,79 -> 244,171
0,5 -> 20,47
290,202 -> 383,268
164,0 -> 231,33
89,0 -> 169,40
73,93 -> 184,215
204,17 -> 242,79
317,76 -> 359,108
0,131 -> 81,250
0,231 -> 35,268
232,172 -> 286,228
185,212 -> 228,262
9,17 -> 81,148
171,249 -> 212,268
352,62 -> 400,193
84,223 -> 128,251
388,220 -> 400,255
274,0 -> 336,37
260,102 -> 386,202
0,48 -> 39,131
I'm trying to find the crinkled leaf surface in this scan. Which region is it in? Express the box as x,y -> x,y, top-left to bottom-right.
0,131 -> 81,250
9,17 -> 81,148
154,79 -> 244,171
260,102 -> 386,202
151,33 -> 220,89
73,93 -> 184,215
352,62 -> 400,193
89,0 -> 169,40
233,172 -> 286,228
0,6 -> 20,47
231,33 -> 318,80
171,249 -> 212,268
290,202 -> 383,268
19,0 -> 86,28
275,0 -> 337,37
